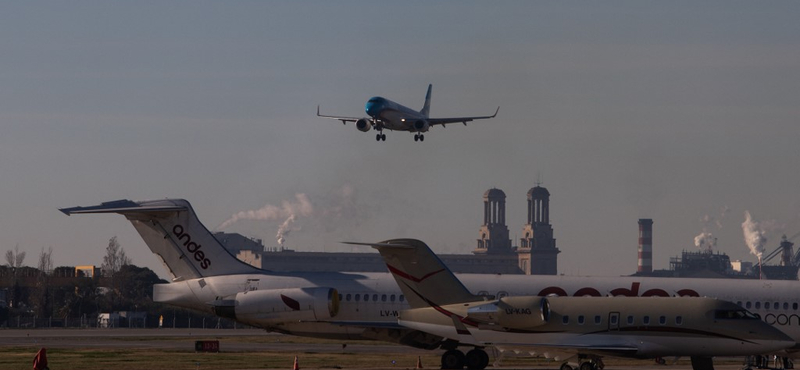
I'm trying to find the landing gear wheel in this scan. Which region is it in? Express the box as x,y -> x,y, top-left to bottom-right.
441,349 -> 466,370
381,134 -> 386,141
580,362 -> 597,370
690,356 -> 715,370
419,134 -> 425,141
465,349 -> 489,370
561,363 -> 574,370
376,133 -> 381,141
414,134 -> 419,141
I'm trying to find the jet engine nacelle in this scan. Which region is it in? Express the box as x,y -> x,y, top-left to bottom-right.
355,118 -> 372,132
413,120 -> 430,132
211,287 -> 339,326
466,296 -> 549,330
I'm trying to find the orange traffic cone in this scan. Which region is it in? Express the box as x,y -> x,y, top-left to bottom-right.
416,355 -> 423,369
292,355 -> 300,370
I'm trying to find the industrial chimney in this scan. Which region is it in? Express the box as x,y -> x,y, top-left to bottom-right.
638,219 -> 653,273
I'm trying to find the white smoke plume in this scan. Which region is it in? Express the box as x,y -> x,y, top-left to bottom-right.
694,206 -> 728,252
218,184 -> 373,248
276,214 -> 296,247
218,193 -> 313,230
693,231 -> 716,251
742,211 -> 768,259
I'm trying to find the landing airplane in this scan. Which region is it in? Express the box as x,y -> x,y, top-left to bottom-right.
317,84 -> 499,142
61,198 -> 800,370
365,240 -> 794,370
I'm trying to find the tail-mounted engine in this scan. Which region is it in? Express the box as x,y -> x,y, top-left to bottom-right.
356,118 -> 372,132
211,287 -> 339,326
466,296 -> 550,330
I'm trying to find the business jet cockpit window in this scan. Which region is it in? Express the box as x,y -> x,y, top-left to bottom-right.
715,309 -> 760,320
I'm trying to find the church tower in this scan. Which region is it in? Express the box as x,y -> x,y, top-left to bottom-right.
474,188 -> 512,255
518,186 -> 559,274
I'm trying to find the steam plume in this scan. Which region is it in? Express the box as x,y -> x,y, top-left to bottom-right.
219,193 -> 313,230
742,211 -> 767,259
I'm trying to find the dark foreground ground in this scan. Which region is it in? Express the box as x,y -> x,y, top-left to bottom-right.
0,328 -> 753,370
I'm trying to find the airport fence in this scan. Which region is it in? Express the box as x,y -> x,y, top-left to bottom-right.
0,314 -> 245,330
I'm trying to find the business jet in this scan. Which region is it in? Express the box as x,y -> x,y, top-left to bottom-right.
364,240 -> 793,370
61,198 -> 800,370
317,84 -> 499,141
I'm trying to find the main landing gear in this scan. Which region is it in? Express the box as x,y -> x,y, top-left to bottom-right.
375,132 -> 386,141
441,348 -> 489,370
414,133 -> 425,142
560,356 -> 605,370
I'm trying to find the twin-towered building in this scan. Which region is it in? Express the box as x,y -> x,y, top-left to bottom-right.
474,186 -> 559,275
225,186 -> 560,275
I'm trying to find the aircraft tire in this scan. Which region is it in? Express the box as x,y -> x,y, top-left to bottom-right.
381,134 -> 386,141
690,356 -> 714,370
376,134 -> 381,141
580,361 -> 596,370
465,349 -> 489,370
441,349 -> 466,369
414,134 -> 419,141
560,363 -> 574,370
420,134 -> 425,141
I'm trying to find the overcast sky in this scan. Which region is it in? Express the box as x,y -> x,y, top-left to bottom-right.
1,2 -> 799,278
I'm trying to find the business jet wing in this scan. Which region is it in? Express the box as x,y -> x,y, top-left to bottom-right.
426,107 -> 499,127
316,106 -> 360,124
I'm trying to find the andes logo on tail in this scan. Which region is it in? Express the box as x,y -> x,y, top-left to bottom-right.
172,225 -> 212,270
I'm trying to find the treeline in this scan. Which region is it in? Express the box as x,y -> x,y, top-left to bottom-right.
0,264 -> 234,329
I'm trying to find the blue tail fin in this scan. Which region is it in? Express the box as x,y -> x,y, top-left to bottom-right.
419,84 -> 432,118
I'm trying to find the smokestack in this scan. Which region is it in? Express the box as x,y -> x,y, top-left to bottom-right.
638,219 -> 653,273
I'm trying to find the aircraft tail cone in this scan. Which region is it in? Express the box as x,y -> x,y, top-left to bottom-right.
292,355 -> 300,370
416,355 -> 423,369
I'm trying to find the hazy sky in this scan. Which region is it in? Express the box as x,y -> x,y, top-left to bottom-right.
2,2 -> 799,278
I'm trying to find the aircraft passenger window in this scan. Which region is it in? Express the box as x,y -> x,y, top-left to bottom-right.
794,303 -> 798,310
562,315 -> 569,324
627,316 -> 634,325
577,316 -> 585,325
594,315 -> 601,325
764,302 -> 770,310
610,316 -> 618,325
373,294 -> 378,301
775,302 -> 780,310
399,295 -> 405,302
390,295 -> 396,302
355,294 -> 360,302
643,316 -> 650,325
755,302 -> 761,309
746,301 -> 752,309
382,294 -> 387,302
784,302 -> 789,310
659,316 -> 666,325
364,294 -> 369,302
676,316 -> 683,325
346,294 -> 351,301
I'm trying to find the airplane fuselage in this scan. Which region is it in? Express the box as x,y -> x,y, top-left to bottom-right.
365,97 -> 428,132
155,270 -> 800,354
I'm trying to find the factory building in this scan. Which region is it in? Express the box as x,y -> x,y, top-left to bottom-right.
223,186 -> 560,275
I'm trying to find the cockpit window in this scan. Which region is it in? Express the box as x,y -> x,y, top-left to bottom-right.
715,309 -> 759,320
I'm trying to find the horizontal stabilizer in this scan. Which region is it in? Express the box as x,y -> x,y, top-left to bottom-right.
60,199 -> 186,215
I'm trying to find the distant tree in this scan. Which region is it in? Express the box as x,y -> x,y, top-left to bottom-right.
4,245 -> 26,268
37,247 -> 53,276
101,237 -> 131,278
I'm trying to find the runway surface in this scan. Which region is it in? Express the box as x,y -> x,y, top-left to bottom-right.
0,329 -> 755,370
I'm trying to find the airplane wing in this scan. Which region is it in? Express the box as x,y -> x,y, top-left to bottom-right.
317,106 -> 361,124
425,107 -> 499,127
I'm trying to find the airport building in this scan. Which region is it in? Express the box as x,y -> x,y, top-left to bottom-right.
223,186 -> 561,275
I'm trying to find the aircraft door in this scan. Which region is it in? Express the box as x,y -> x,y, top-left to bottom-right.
608,312 -> 620,331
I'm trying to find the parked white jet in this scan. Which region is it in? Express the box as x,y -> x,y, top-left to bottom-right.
317,84 -> 498,141
61,198 -> 800,370
365,240 -> 794,370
